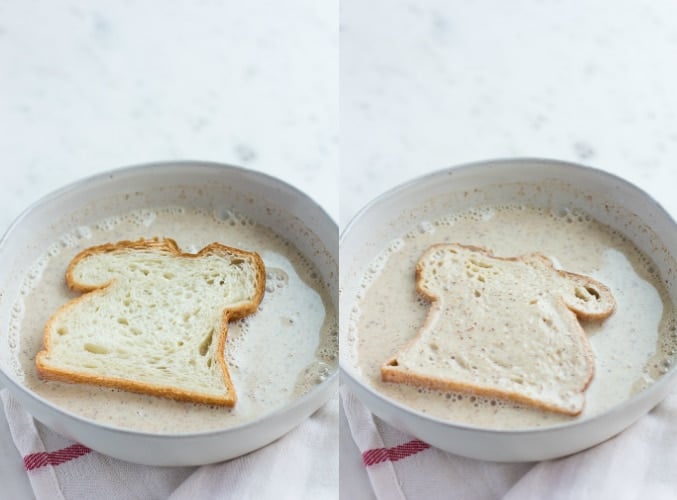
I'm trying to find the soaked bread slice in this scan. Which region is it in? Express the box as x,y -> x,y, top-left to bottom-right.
381,243 -> 615,416
36,238 -> 265,407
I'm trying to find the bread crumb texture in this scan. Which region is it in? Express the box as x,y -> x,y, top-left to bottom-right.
36,238 -> 265,407
381,243 -> 616,416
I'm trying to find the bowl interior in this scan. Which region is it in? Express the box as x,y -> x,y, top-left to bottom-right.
340,158 -> 677,461
0,161 -> 338,465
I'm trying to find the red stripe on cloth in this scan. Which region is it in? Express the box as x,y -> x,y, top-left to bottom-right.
24,444 -> 92,471
362,439 -> 430,466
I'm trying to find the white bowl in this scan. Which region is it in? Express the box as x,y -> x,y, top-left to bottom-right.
340,158 -> 677,462
0,161 -> 337,466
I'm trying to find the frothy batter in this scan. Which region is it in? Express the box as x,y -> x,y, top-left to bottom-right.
9,207 -> 337,433
346,205 -> 676,429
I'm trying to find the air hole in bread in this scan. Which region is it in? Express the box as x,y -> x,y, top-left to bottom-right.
57,327 -> 67,336
490,357 -> 511,369
117,317 -> 128,325
84,343 -> 109,355
574,286 -> 590,301
199,328 -> 215,356
469,258 -> 493,269
456,356 -> 469,369
574,285 -> 602,302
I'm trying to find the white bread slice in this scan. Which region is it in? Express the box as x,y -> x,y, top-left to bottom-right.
381,243 -> 615,416
36,238 -> 265,407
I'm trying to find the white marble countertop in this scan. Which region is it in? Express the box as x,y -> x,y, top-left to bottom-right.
0,1 -> 336,498
340,0 -> 677,230
0,1 -> 338,228
340,1 -> 677,498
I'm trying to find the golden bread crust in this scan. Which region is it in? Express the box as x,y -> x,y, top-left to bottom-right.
36,237 -> 265,407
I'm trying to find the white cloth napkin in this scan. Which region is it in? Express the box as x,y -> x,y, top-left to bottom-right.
1,389 -> 338,500
340,385 -> 677,500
